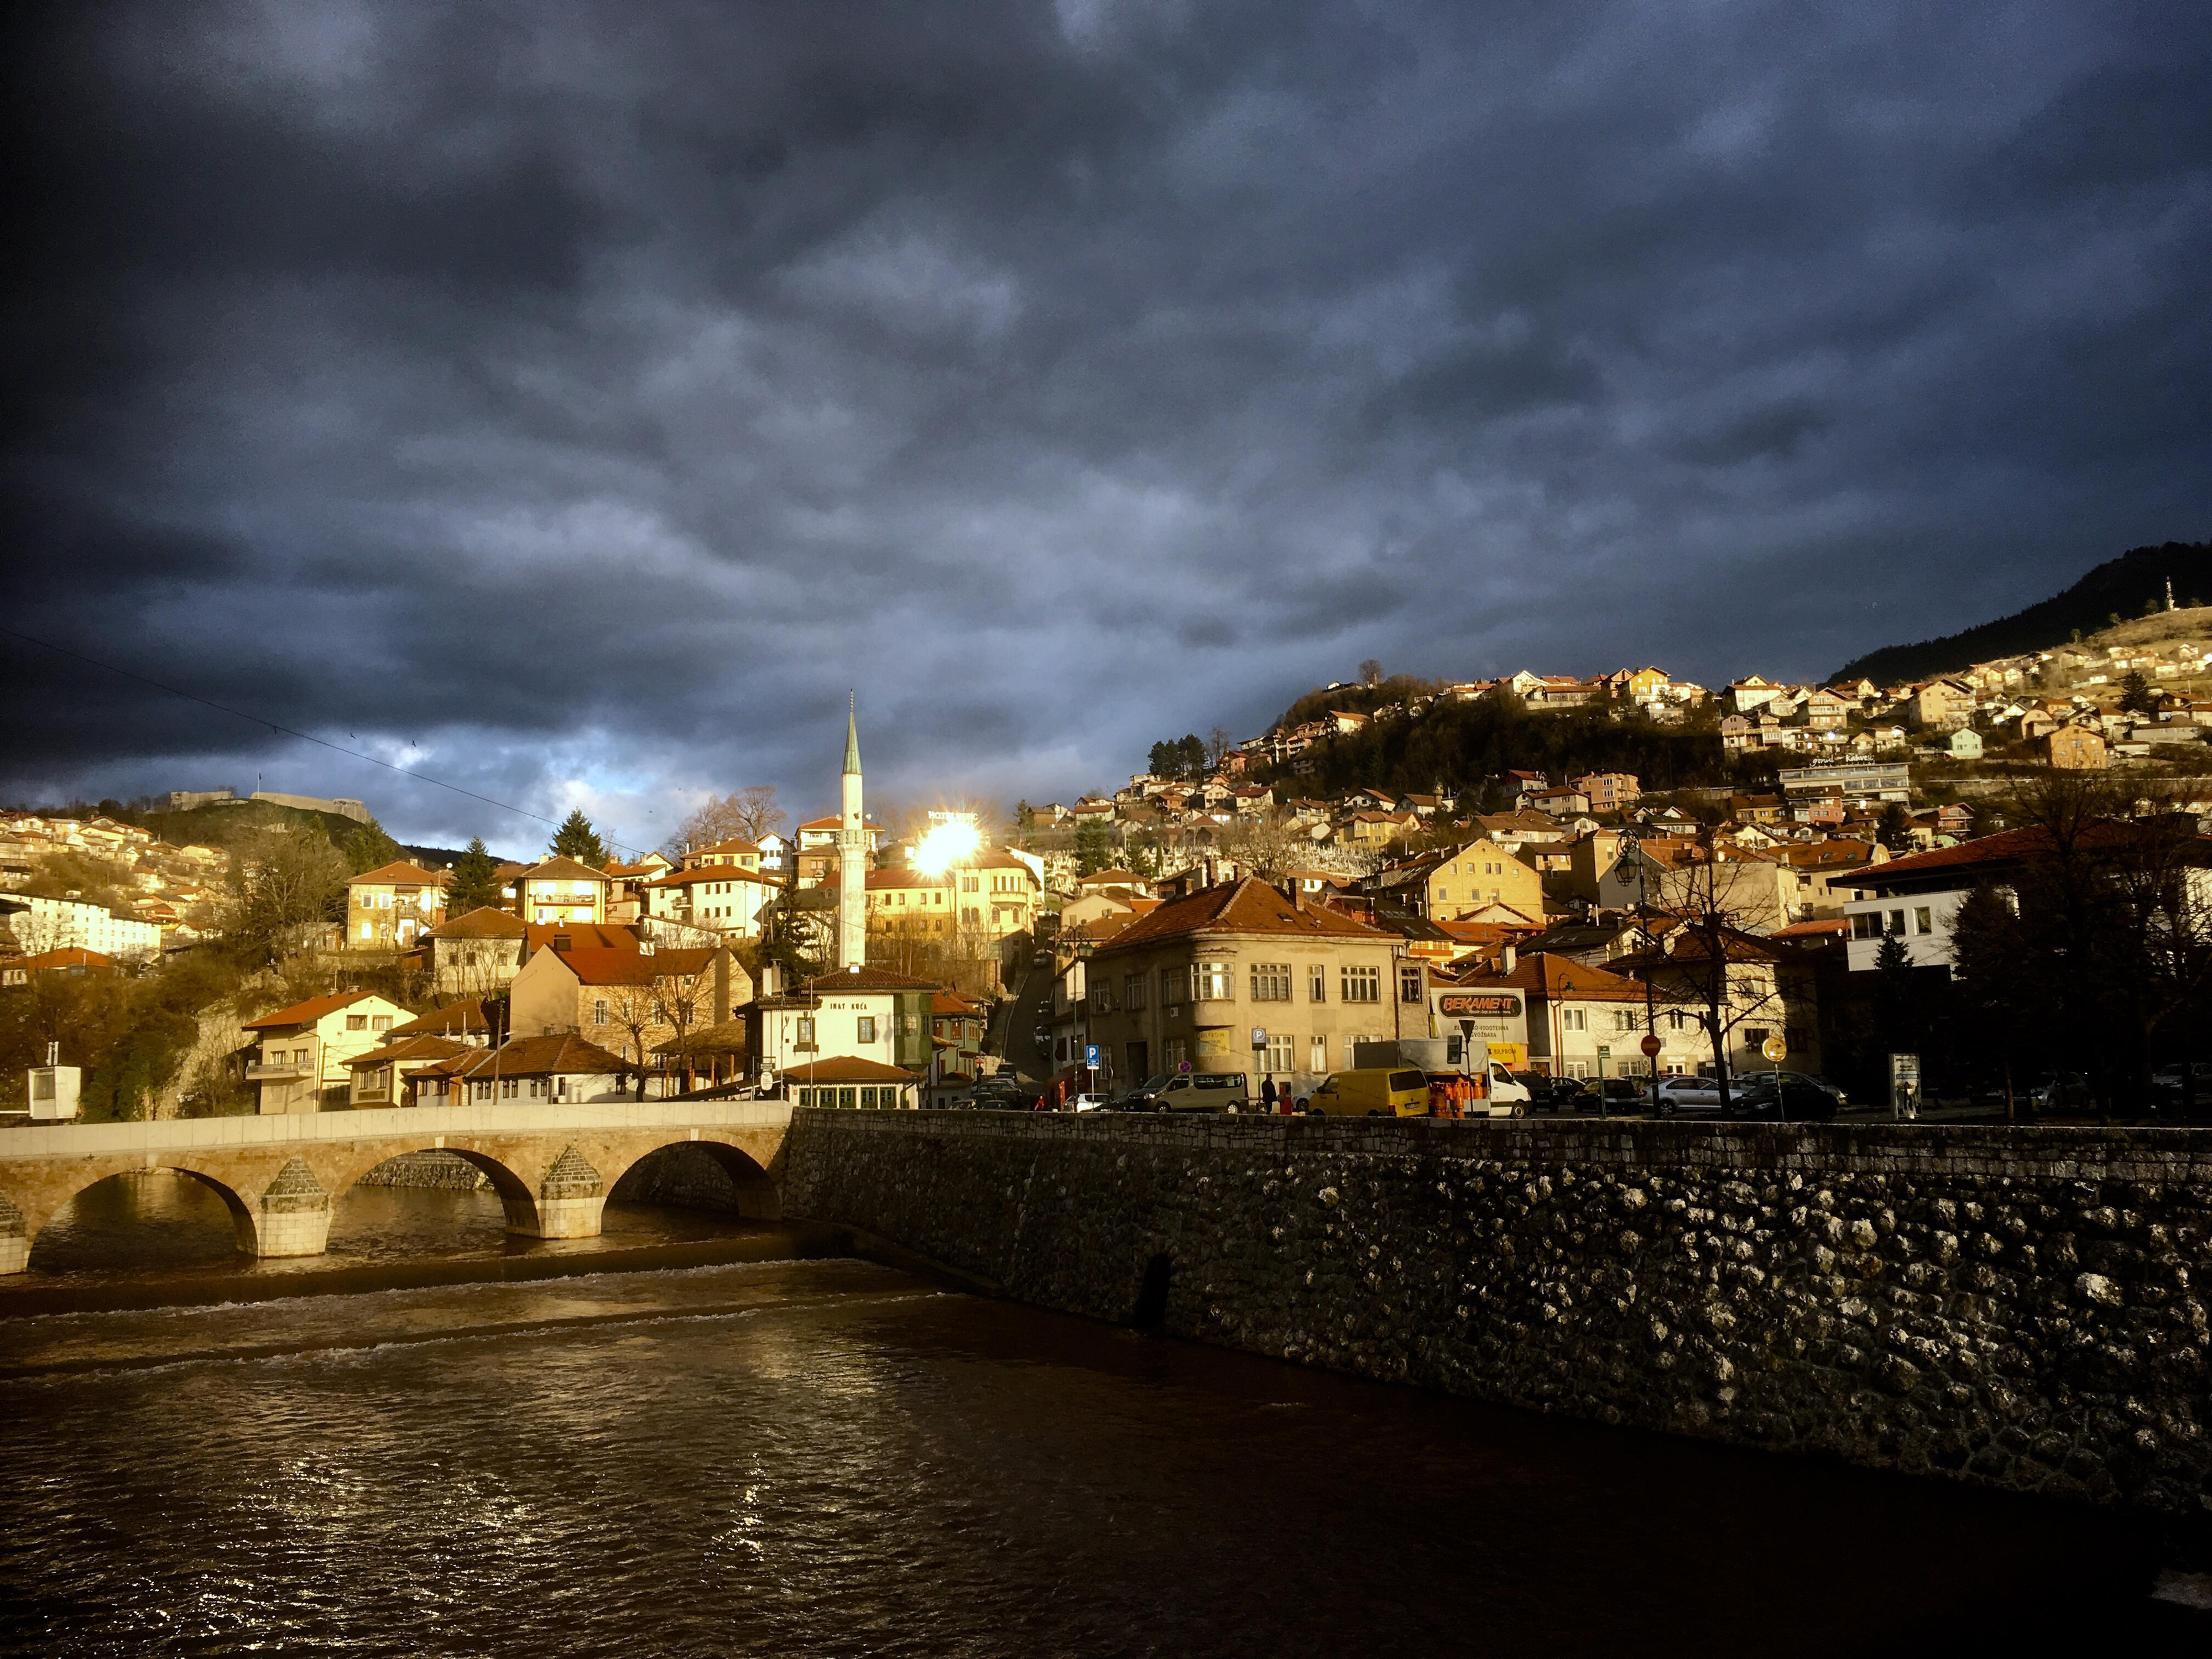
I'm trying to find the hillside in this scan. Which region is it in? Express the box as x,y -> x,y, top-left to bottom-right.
1832,540 -> 2212,687
1249,695 -> 1750,801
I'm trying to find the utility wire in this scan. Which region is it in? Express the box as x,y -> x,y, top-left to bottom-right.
0,623 -> 642,859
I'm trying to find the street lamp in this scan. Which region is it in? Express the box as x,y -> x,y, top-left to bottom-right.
1618,825 -> 1662,1118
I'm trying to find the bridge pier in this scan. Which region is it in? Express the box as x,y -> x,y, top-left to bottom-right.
243,1157 -> 333,1259
522,1145 -> 607,1239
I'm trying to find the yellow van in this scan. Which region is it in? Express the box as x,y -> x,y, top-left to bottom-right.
1303,1068 -> 1432,1119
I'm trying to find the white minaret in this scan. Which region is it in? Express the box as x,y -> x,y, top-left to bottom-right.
837,697 -> 867,968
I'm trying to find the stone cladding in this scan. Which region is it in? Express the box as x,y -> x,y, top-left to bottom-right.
784,1110 -> 2212,1514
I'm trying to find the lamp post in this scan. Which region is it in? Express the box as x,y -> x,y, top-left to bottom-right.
1620,825 -> 1662,1118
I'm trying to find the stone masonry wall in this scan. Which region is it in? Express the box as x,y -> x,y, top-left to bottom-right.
784,1110 -> 2212,1515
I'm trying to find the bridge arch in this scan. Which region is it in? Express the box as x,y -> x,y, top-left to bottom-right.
333,1147 -> 547,1238
605,1138 -> 781,1220
19,1163 -> 263,1270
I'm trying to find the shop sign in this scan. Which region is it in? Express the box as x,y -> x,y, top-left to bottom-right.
1439,993 -> 1519,1016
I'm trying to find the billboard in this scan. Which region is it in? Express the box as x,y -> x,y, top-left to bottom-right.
1438,992 -> 1520,1017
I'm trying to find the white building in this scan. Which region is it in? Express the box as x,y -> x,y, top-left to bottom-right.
0,895 -> 161,961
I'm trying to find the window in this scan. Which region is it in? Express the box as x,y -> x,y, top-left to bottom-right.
1309,964 -> 1327,1002
1850,913 -> 1875,940
371,1015 -> 392,1032
1161,967 -> 1185,1006
1666,1009 -> 1687,1031
962,875 -> 980,893
1913,907 -> 1933,935
1310,1036 -> 1327,1073
962,907 -> 980,925
1565,1061 -> 1589,1079
346,1014 -> 367,1031
1342,965 -> 1380,1004
1264,1035 -> 1293,1073
592,999 -> 609,1026
1888,909 -> 1906,935
359,922 -> 373,940
1744,1028 -> 1770,1054
502,1077 -> 521,1099
797,1087 -> 814,1107
1196,962 -> 1232,1000
1163,1037 -> 1187,1070
1561,1008 -> 1586,1031
1614,1010 -> 1637,1032
1399,966 -> 1423,1004
857,1016 -> 877,1044
1124,973 -> 1147,1011
860,1086 -> 878,1108
1250,963 -> 1291,1001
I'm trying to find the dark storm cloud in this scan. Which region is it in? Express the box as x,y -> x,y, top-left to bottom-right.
4,0 -> 2209,850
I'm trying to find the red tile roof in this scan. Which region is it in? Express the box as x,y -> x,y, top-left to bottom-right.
388,1000 -> 498,1040
1446,951 -> 1652,1001
425,906 -> 527,940
523,922 -> 639,953
784,1056 -> 922,1084
518,857 -> 613,882
243,989 -> 384,1030
426,1034 -> 631,1078
343,1034 -> 470,1068
5,947 -> 116,972
534,945 -> 718,986
1095,878 -> 1389,953
801,964 -> 940,993
347,861 -> 450,888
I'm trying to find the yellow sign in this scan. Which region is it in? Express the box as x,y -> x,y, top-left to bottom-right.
1485,1042 -> 1527,1068
1761,1035 -> 1787,1062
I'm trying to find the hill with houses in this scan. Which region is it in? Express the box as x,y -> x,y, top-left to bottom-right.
1832,540 -> 2212,688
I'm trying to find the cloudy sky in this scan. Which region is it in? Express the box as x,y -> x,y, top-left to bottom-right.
5,2 -> 2209,855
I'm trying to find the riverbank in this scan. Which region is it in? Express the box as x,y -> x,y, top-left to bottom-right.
784,1109 -> 2212,1532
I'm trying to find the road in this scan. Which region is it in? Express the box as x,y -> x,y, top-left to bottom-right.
999,948 -> 1057,1084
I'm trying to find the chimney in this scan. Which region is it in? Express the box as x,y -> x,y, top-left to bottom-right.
1500,942 -> 1517,974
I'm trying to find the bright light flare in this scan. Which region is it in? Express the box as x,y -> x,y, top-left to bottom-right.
913,820 -> 983,875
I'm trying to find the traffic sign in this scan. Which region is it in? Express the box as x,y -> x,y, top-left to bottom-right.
1250,1026 -> 1267,1047
1641,1034 -> 1662,1057
1084,1044 -> 1099,1068
1762,1035 -> 1787,1062
1178,1060 -> 1192,1073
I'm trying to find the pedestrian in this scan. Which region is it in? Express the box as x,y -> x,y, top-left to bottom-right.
1261,1076 -> 1278,1114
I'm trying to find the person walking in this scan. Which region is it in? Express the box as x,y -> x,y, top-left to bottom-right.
1261,1076 -> 1279,1115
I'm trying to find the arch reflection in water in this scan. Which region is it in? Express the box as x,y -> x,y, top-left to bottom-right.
20,1154 -> 777,1287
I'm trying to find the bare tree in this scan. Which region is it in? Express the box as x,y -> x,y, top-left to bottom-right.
667,786 -> 788,857
600,980 -> 661,1098
1359,658 -> 1383,687
1206,725 -> 1237,771
1218,810 -> 1313,878
650,961 -> 714,1093
216,827 -> 348,964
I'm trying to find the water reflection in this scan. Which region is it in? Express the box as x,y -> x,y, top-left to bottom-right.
0,1260 -> 2177,1657
20,1168 -> 764,1289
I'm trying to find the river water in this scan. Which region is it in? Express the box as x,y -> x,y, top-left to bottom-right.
0,1175 -> 2184,1656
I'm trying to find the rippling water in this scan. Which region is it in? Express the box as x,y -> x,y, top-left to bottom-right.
0,1245 -> 2179,1657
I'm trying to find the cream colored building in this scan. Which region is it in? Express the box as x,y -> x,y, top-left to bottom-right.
243,989 -> 410,1113
344,860 -> 450,950
1085,877 -> 1416,1094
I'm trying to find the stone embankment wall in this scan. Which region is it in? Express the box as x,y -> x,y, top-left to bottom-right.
353,1151 -> 491,1192
785,1110 -> 2212,1515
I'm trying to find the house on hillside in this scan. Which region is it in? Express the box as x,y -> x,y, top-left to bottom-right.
243,989 -> 409,1113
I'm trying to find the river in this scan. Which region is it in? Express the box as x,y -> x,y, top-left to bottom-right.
0,1174 -> 2186,1655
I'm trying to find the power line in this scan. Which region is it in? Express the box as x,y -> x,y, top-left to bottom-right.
0,623 -> 641,858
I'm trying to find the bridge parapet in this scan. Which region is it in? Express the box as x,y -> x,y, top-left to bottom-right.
0,1099 -> 793,1272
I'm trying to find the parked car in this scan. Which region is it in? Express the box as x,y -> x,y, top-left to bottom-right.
1070,1091 -> 1113,1113
1654,1075 -> 1726,1116
2028,1072 -> 2091,1114
1724,1076 -> 1839,1122
1426,1065 -> 1533,1118
966,1077 -> 1039,1111
1121,1072 -> 1251,1113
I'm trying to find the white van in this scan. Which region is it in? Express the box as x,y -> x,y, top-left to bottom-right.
1470,1061 -> 1533,1118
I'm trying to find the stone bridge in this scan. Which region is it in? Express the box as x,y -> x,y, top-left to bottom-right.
0,1099 -> 792,1273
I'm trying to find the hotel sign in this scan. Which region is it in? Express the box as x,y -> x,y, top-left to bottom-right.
1438,993 -> 1520,1017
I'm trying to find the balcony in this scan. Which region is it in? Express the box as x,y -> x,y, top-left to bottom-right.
246,1060 -> 314,1082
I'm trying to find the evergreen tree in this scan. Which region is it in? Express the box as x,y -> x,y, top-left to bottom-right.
549,810 -> 607,865
340,817 -> 401,874
1872,932 -> 1919,1058
1875,802 -> 1914,853
1074,816 -> 1112,877
447,837 -> 503,912
2119,670 -> 2155,714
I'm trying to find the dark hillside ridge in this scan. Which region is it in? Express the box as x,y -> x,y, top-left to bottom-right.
1832,541 -> 2212,687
